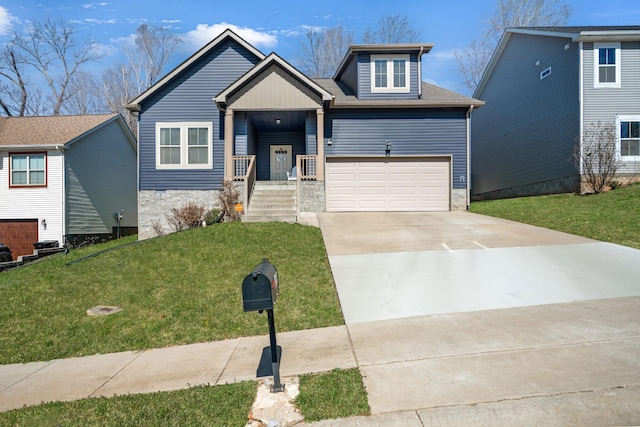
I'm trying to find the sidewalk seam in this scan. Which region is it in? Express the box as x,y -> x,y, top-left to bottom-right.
2,361 -> 54,391
88,351 -> 144,398
357,335 -> 640,368
215,339 -> 241,385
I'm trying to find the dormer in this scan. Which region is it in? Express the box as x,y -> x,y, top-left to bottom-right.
333,43 -> 433,100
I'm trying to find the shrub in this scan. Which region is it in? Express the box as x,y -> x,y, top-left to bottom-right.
203,209 -> 222,225
218,181 -> 241,222
166,201 -> 206,232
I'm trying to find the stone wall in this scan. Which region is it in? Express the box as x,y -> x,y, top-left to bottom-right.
139,190 -> 220,240
299,181 -> 325,213
451,189 -> 468,211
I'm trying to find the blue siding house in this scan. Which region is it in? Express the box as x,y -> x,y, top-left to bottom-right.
472,26 -> 640,199
126,30 -> 483,238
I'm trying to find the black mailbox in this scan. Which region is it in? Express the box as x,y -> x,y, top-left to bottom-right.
242,259 -> 279,312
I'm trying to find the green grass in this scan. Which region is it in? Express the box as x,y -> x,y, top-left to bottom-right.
295,368 -> 370,422
470,184 -> 640,249
0,222 -> 343,365
0,369 -> 371,426
0,382 -> 257,427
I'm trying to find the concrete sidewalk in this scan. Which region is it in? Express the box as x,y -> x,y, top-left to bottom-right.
2,297 -> 640,425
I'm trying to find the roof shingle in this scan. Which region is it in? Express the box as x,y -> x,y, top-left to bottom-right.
0,114 -> 118,148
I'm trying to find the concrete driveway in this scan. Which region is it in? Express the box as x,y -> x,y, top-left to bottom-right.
318,211 -> 640,324
315,211 -> 640,422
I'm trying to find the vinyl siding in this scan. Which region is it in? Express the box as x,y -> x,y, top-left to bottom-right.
138,39 -> 261,191
65,119 -> 137,234
339,56 -> 358,96
583,41 -> 640,174
357,52 -> 420,99
0,150 -> 63,244
305,112 -> 317,154
472,33 -> 581,195
324,109 -> 468,189
582,41 -> 640,124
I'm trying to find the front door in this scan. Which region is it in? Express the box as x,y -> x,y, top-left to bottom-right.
270,145 -> 292,181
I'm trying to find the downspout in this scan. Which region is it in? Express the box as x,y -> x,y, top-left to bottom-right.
579,41 -> 584,176
418,46 -> 424,98
466,105 -> 474,209
56,145 -> 65,245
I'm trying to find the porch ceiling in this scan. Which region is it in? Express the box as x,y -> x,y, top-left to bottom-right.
248,111 -> 306,132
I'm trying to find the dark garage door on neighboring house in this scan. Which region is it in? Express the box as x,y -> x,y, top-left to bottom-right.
325,157 -> 451,212
0,219 -> 38,259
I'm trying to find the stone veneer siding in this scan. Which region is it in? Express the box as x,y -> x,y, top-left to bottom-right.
139,190 -> 220,240
299,181 -> 326,213
451,189 -> 468,211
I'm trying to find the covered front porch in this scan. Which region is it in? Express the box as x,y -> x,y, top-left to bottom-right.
214,52 -> 333,218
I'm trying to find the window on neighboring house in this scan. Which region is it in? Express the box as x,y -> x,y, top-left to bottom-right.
370,54 -> 410,93
594,43 -> 621,88
619,117 -> 640,158
10,152 -> 46,187
155,122 -> 212,169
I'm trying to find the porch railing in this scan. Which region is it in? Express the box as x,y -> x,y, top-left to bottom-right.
232,155 -> 256,210
297,155 -> 317,181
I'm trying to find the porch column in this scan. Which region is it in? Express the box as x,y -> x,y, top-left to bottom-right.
316,108 -> 324,181
224,109 -> 234,181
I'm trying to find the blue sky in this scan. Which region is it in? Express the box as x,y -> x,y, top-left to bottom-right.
0,0 -> 639,94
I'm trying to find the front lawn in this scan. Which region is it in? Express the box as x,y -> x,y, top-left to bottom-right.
0,222 -> 343,365
470,184 -> 640,249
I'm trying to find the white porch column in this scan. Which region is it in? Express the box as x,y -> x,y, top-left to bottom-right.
224,109 -> 234,182
316,108 -> 324,181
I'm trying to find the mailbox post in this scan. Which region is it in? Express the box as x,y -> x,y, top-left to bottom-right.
242,259 -> 284,392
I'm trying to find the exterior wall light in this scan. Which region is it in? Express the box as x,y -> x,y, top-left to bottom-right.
385,140 -> 392,157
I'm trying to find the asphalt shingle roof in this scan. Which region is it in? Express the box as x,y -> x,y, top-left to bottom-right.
0,114 -> 118,147
314,78 -> 483,108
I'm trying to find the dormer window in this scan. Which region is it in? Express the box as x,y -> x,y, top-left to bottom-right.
371,54 -> 410,93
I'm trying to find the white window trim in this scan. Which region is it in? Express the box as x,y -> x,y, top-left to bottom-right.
616,115 -> 640,161
155,122 -> 213,170
594,42 -> 621,89
370,54 -> 410,93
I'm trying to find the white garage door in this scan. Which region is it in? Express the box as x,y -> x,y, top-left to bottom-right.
326,157 -> 451,212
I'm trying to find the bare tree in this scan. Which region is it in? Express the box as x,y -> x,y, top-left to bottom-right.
297,26 -> 353,78
10,17 -> 103,115
122,24 -> 182,96
0,45 -> 28,116
63,70 -> 109,115
457,0 -> 572,94
363,15 -> 421,44
574,122 -> 621,194
103,24 -> 181,134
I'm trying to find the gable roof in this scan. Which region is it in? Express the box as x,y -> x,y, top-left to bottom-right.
214,52 -> 334,109
125,29 -> 265,112
315,78 -> 483,108
475,25 -> 640,97
0,114 -> 134,150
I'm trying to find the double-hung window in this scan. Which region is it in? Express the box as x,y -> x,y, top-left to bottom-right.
618,116 -> 640,159
156,122 -> 212,169
594,43 -> 621,88
10,152 -> 46,187
371,54 -> 410,93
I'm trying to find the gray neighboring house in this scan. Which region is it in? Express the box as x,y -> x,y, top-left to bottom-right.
126,30 -> 483,239
471,26 -> 640,199
0,114 -> 137,258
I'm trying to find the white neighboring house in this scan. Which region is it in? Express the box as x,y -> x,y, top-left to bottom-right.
0,114 -> 137,259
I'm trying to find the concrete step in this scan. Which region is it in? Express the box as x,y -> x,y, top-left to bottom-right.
242,214 -> 297,223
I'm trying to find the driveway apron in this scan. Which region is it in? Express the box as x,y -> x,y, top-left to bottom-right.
318,211 -> 640,324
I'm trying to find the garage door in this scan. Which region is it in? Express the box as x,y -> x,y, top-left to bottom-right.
326,157 -> 450,212
0,219 -> 39,259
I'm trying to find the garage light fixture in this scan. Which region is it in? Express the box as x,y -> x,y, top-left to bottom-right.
385,140 -> 392,157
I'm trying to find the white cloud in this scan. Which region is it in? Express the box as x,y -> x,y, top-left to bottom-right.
84,18 -> 117,24
83,2 -> 108,9
183,22 -> 277,51
0,6 -> 16,36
